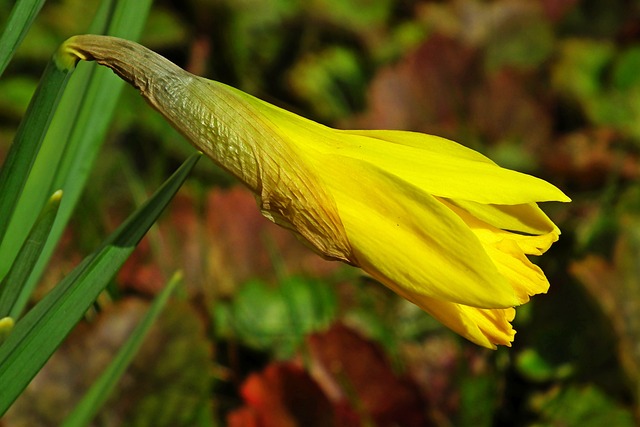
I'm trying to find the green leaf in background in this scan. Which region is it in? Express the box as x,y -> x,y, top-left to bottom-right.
288,47 -> 365,122
309,0 -> 393,33
0,0 -> 155,316
0,190 -> 62,319
458,374 -> 498,427
61,272 -> 183,427
217,277 -> 337,358
0,0 -> 47,76
531,386 -> 636,427
484,14 -> 554,71
0,152 -> 200,416
515,348 -> 574,383
552,39 -> 614,100
112,300 -> 214,427
0,76 -> 38,119
612,46 -> 640,90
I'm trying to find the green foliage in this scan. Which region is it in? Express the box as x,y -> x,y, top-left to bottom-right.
216,277 -> 337,358
0,0 -> 199,422
61,272 -> 182,427
0,0 -> 155,316
0,0 -> 46,76
0,59 -> 72,250
0,76 -> 37,118
0,191 -> 61,318
515,349 -> 573,383
552,39 -> 614,100
116,299 -> 214,427
288,47 -> 365,121
0,153 -> 200,415
458,374 -> 498,427
484,13 -> 554,70
532,386 -> 636,427
553,38 -> 640,139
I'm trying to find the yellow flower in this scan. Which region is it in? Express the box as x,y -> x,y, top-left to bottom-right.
59,35 -> 570,348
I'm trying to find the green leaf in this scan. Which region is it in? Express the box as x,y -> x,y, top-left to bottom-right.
288,47 -> 364,121
219,277 -> 337,358
515,348 -> 573,382
0,0 -> 115,278
532,386 -> 636,427
0,59 -> 72,249
458,374 -> 497,427
0,0 -> 155,314
0,76 -> 38,118
0,0 -> 47,76
61,272 -> 183,427
613,46 -> 640,90
484,16 -> 554,70
0,191 -> 62,318
106,299 -> 214,427
552,39 -> 614,100
0,152 -> 200,416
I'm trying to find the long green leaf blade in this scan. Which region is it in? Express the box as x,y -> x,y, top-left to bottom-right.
0,0 -> 155,314
0,0 -> 47,76
0,190 -> 62,318
0,0 -> 117,283
61,272 -> 183,427
0,152 -> 201,416
0,59 -> 72,247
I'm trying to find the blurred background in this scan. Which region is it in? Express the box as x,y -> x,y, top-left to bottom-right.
1,0 -> 640,425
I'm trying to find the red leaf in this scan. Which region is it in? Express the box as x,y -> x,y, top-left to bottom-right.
308,324 -> 428,427
228,362 -> 335,427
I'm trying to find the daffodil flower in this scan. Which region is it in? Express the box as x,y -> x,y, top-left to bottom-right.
58,35 -> 570,348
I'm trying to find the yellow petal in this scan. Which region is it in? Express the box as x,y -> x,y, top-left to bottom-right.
442,199 -> 560,255
345,131 -> 569,205
343,129 -> 497,164
447,199 -> 561,236
314,155 -> 520,309
242,110 -> 571,205
485,240 -> 550,304
388,284 -> 516,349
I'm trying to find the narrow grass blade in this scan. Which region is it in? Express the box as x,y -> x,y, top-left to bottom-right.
0,191 -> 62,318
0,0 -> 47,76
0,0 -> 117,282
0,59 -> 72,247
61,272 -> 183,427
0,152 -> 201,416
0,0 -> 155,313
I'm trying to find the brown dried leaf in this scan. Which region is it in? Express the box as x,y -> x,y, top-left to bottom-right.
307,324 -> 429,427
117,236 -> 166,294
570,232 -> 640,387
542,130 -> 640,189
351,32 -> 551,151
470,69 -> 551,148
538,0 -> 580,21
349,34 -> 478,140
